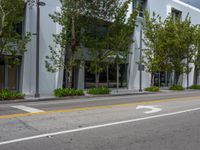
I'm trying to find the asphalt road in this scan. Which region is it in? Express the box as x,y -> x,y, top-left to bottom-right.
1,91 -> 200,150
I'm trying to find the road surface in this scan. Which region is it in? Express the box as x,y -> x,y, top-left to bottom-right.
0,91 -> 200,150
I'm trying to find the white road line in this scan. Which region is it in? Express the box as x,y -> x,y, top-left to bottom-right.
1,107 -> 200,146
136,105 -> 162,114
11,105 -> 45,113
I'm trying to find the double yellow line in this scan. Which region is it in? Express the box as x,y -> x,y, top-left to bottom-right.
0,95 -> 200,119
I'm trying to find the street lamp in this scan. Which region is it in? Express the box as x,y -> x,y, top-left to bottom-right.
35,0 -> 46,98
139,23 -> 143,92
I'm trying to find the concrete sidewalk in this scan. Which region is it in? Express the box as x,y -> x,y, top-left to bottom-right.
0,88 -> 199,104
25,88 -> 151,101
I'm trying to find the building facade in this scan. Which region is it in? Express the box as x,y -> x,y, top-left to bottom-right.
14,0 -> 200,95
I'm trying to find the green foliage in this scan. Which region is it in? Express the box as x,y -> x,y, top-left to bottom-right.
107,0 -> 139,65
87,87 -> 111,95
143,12 -> 196,85
190,85 -> 200,89
0,0 -> 30,65
81,1 -> 121,86
83,0 -> 138,87
46,0 -> 120,88
0,89 -> 25,100
194,25 -> 200,71
144,86 -> 160,92
169,85 -> 184,91
54,88 -> 84,97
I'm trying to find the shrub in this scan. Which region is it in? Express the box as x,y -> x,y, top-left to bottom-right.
144,86 -> 160,92
190,85 -> 200,89
88,87 -> 111,95
54,88 -> 84,97
169,85 -> 184,91
0,89 -> 25,100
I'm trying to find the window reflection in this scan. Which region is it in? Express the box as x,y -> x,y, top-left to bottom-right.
85,61 -> 127,89
0,56 -> 21,91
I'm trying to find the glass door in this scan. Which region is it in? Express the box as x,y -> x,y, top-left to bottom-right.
153,72 -> 172,87
0,56 -> 21,91
0,65 -> 5,89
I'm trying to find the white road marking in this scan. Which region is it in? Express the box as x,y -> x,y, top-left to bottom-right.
11,105 -> 45,113
136,105 -> 162,114
0,107 -> 200,146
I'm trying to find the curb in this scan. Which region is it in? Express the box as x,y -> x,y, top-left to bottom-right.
1,89 -> 198,105
0,92 -> 154,104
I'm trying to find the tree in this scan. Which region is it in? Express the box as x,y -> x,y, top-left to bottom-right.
83,0 -> 138,88
82,0 -> 119,87
45,0 -> 89,88
106,0 -> 138,90
143,12 -> 195,86
193,25 -> 200,84
45,0 -> 119,88
142,12 -> 168,85
0,0 -> 30,65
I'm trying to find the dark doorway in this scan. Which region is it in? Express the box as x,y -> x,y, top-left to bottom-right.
153,72 -> 172,87
0,56 -> 21,91
84,62 -> 127,89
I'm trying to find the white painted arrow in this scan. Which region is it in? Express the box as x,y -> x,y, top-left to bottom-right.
136,105 -> 162,114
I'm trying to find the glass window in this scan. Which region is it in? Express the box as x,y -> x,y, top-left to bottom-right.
172,8 -> 182,22
153,72 -> 172,87
84,62 -> 127,89
0,56 -> 21,91
133,0 -> 147,17
108,64 -> 117,88
8,66 -> 18,90
0,65 -> 4,89
85,61 -> 96,88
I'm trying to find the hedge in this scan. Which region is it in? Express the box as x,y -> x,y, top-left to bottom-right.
54,88 -> 84,97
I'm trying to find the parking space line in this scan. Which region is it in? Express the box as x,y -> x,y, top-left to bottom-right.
11,105 -> 45,113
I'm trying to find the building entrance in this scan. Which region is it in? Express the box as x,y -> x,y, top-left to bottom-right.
85,62 -> 127,88
0,56 -> 21,91
153,72 -> 172,87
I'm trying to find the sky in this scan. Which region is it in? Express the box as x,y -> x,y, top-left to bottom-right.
180,0 -> 200,9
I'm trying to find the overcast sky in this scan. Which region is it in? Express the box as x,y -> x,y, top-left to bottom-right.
180,0 -> 200,9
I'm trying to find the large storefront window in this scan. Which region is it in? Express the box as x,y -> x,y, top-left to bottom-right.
153,72 -> 172,87
85,62 -> 127,88
0,61 -> 4,89
0,56 -> 21,91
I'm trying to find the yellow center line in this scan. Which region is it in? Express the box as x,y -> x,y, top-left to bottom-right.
0,95 -> 200,119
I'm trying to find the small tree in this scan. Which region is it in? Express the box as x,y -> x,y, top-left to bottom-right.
45,0 -> 91,88
193,25 -> 200,84
83,0 -> 138,88
46,0 -> 119,88
143,12 -> 195,86
107,0 -> 139,90
0,0 -> 30,65
142,12 -> 164,85
82,0 -> 119,87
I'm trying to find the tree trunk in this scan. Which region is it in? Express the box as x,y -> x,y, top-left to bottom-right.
151,73 -> 155,86
107,64 -> 109,88
194,67 -> 199,85
67,68 -> 73,88
95,72 -> 100,88
117,64 -> 119,93
65,15 -> 76,89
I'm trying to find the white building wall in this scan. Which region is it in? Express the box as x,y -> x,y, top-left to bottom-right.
22,0 -> 62,95
128,0 -> 200,90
